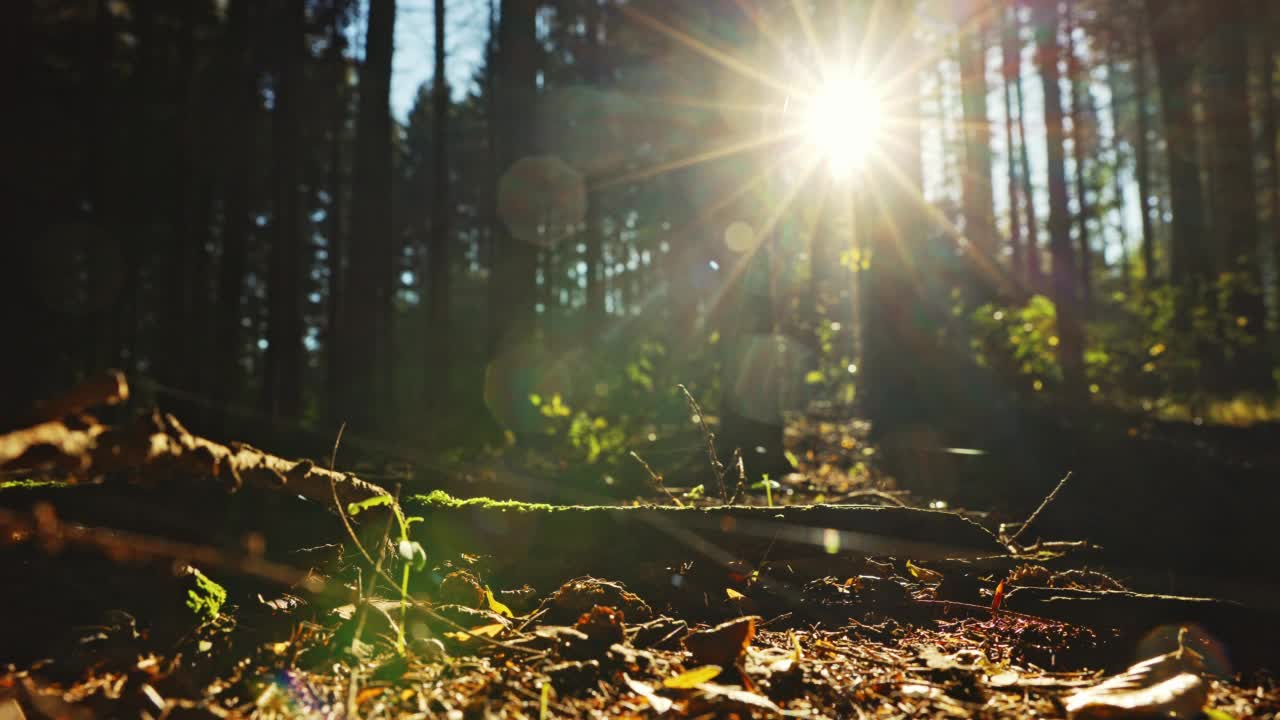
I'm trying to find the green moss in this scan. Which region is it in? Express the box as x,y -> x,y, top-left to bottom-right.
186,567 -> 227,623
410,490 -> 564,513
0,478 -> 71,492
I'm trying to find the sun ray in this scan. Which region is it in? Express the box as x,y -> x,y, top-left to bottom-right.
619,4 -> 798,98
592,129 -> 797,191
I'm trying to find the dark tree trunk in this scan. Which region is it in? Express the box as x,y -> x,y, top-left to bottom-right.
488,0 -> 540,360
1132,15 -> 1158,285
1145,0 -> 1208,331
1261,0 -> 1280,328
1032,0 -> 1086,401
86,0 -> 117,374
1012,3 -> 1044,290
343,0 -> 397,431
1204,0 -> 1268,389
264,0 -> 307,419
1065,5 -> 1093,314
1000,0 -> 1024,286
0,0 -> 48,424
325,11 -> 347,419
427,0 -> 452,414
215,0 -> 256,421
1105,49 -> 1132,286
953,0 -> 1000,301
583,0 -> 606,330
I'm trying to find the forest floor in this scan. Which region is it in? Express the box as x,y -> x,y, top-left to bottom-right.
1,377 -> 1279,719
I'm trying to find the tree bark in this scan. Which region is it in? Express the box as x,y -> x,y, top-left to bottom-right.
1132,15 -> 1158,286
1204,0 -> 1267,390
1145,0 -> 1208,331
343,0 -> 398,431
1260,0 -> 1280,331
1104,47 -> 1132,286
215,0 -> 256,427
1000,0 -> 1025,286
264,0 -> 307,420
325,9 -> 347,421
488,0 -> 540,360
1011,3 -> 1044,290
953,0 -> 1000,302
427,0 -> 452,415
1065,5 -> 1093,314
1031,0 -> 1086,401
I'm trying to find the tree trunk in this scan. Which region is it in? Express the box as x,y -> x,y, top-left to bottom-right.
583,0 -> 606,330
1000,0 -> 1024,286
1031,0 -> 1086,401
343,0 -> 398,432
953,0 -> 1000,302
1065,4 -> 1093,315
427,0 -> 452,416
1260,0 -> 1280,329
215,0 -> 256,424
1145,0 -> 1208,331
1204,0 -> 1268,389
264,0 -> 307,420
325,12 -> 347,421
488,0 -> 540,360
1132,15 -> 1158,285
1012,3 -> 1044,290
1104,47 -> 1132,286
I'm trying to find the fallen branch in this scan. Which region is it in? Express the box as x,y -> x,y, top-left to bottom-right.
0,406 -> 389,510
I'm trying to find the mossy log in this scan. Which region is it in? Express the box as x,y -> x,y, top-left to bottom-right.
407,493 -> 1005,585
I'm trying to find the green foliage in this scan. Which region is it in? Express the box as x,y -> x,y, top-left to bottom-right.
186,568 -> 227,623
349,493 -> 426,653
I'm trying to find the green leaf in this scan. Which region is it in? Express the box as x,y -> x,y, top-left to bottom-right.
804,370 -> 825,385
485,587 -> 515,618
347,494 -> 393,517
783,449 -> 800,469
399,540 -> 427,571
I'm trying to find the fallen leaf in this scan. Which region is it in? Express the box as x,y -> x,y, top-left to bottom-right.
1065,650 -> 1207,719
684,615 -> 756,668
663,665 -> 722,689
485,587 -> 515,618
992,580 -> 1006,613
623,674 -> 673,714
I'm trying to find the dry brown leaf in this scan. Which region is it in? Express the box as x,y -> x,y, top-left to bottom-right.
1065,650 -> 1207,719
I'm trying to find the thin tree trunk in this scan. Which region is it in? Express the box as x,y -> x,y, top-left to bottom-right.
1104,43 -> 1132,286
1065,5 -> 1093,314
1032,0 -> 1086,401
953,0 -> 1000,301
488,0 -> 540,359
1000,0 -> 1024,286
1133,14 -> 1157,285
427,0 -> 451,413
343,0 -> 397,431
1260,0 -> 1280,327
1145,0 -> 1208,331
1012,4 -> 1044,289
583,0 -> 606,329
215,0 -> 255,422
264,0 -> 306,419
1204,0 -> 1267,388
325,13 -> 346,419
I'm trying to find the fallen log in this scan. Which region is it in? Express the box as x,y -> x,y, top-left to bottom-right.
407,492 -> 1006,585
0,406 -> 389,510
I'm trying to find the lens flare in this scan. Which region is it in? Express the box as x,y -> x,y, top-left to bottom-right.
799,72 -> 883,179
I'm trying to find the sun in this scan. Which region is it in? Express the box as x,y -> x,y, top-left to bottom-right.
797,71 -> 884,179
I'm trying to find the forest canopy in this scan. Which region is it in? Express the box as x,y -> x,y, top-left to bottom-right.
3,0 -> 1279,495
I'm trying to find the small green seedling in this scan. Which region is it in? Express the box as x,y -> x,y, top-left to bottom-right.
348,495 -> 426,653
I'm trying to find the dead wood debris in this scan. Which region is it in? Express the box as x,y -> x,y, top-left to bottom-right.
0,373 -> 388,509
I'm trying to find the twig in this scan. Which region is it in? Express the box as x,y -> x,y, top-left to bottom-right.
730,448 -> 747,504
677,384 -> 726,503
1008,472 -> 1073,546
630,451 -> 682,506
327,474 -> 545,658
831,489 -> 908,507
